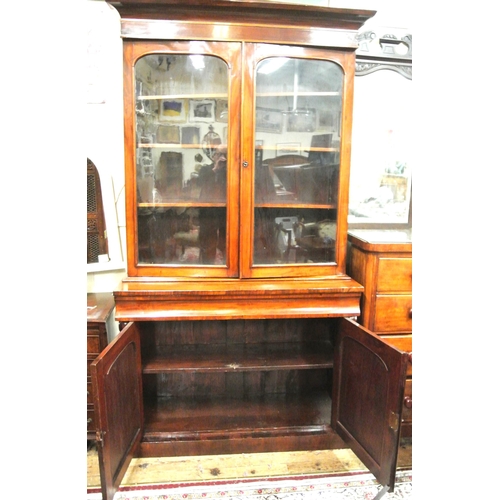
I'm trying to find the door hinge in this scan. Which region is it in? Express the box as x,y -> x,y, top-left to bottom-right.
389,411 -> 400,432
95,430 -> 106,442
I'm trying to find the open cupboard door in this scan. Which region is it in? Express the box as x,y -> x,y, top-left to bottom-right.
90,322 -> 143,500
333,318 -> 409,496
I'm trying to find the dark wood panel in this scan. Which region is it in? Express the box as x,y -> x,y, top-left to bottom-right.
144,369 -> 331,398
138,431 -> 346,458
143,317 -> 332,346
87,335 -> 101,355
143,342 -> 333,372
143,391 -> 332,438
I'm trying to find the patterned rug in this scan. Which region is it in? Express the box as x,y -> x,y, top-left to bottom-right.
87,470 -> 412,500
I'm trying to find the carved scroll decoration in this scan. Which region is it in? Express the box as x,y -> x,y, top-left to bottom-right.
355,30 -> 412,80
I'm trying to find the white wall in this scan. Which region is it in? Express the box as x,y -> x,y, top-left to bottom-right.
86,0 -> 126,293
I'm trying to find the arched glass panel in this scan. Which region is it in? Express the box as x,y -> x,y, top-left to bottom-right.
253,57 -> 343,265
134,54 -> 229,265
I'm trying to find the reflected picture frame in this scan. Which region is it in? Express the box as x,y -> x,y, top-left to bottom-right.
158,99 -> 187,123
189,99 -> 216,123
157,124 -> 181,143
256,107 -> 283,134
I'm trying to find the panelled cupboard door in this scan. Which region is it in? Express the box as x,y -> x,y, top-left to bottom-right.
90,322 -> 144,500
333,318 -> 409,493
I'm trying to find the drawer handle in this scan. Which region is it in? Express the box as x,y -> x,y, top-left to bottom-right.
409,308 -> 412,319
87,417 -> 93,424
404,396 -> 412,409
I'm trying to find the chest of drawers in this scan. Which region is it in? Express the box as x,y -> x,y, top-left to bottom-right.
347,229 -> 412,437
87,292 -> 115,440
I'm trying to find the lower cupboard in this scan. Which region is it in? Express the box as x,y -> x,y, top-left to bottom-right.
91,316 -> 408,500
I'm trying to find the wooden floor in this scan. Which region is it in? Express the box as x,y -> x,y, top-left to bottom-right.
87,438 -> 411,488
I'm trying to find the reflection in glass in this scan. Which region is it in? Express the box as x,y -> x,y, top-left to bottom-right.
349,70 -> 412,226
253,57 -> 343,265
134,54 -> 228,265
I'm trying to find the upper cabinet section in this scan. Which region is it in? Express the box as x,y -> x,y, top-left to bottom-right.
116,0 -> 376,280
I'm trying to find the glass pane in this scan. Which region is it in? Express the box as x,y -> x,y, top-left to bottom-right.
134,54 -> 228,265
349,70 -> 412,226
253,57 -> 343,265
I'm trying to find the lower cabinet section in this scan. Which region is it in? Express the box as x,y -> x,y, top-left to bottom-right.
91,316 -> 409,500
87,292 -> 114,439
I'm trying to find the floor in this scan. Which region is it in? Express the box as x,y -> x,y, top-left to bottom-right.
87,438 -> 412,489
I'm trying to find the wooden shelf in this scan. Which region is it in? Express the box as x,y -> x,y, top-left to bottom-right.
143,341 -> 333,373
138,93 -> 227,100
143,391 -> 333,439
137,143 -> 205,149
138,201 -> 226,208
137,92 -> 340,101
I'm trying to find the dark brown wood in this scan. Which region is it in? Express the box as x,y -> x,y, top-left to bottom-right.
114,277 -> 363,320
138,431 -> 347,458
113,0 -> 375,32
143,342 -> 334,373
87,293 -> 114,439
91,322 -> 144,500
333,318 -> 408,492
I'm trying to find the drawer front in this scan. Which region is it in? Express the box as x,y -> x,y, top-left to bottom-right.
377,257 -> 412,293
373,294 -> 412,333
87,335 -> 101,355
380,334 -> 412,376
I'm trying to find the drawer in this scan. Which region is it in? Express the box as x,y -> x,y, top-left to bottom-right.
373,294 -> 412,333
377,257 -> 412,293
380,334 -> 412,376
87,335 -> 101,355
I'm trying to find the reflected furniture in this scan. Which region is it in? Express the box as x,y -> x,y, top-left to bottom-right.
347,229 -> 412,436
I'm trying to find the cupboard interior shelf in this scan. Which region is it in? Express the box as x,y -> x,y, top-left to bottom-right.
142,341 -> 334,373
142,391 -> 333,438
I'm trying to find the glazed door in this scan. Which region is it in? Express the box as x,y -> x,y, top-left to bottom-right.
124,41 -> 242,278
90,322 -> 143,500
240,43 -> 354,279
333,318 -> 408,494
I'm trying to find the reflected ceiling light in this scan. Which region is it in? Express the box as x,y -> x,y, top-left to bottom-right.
257,57 -> 288,75
190,55 -> 205,70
